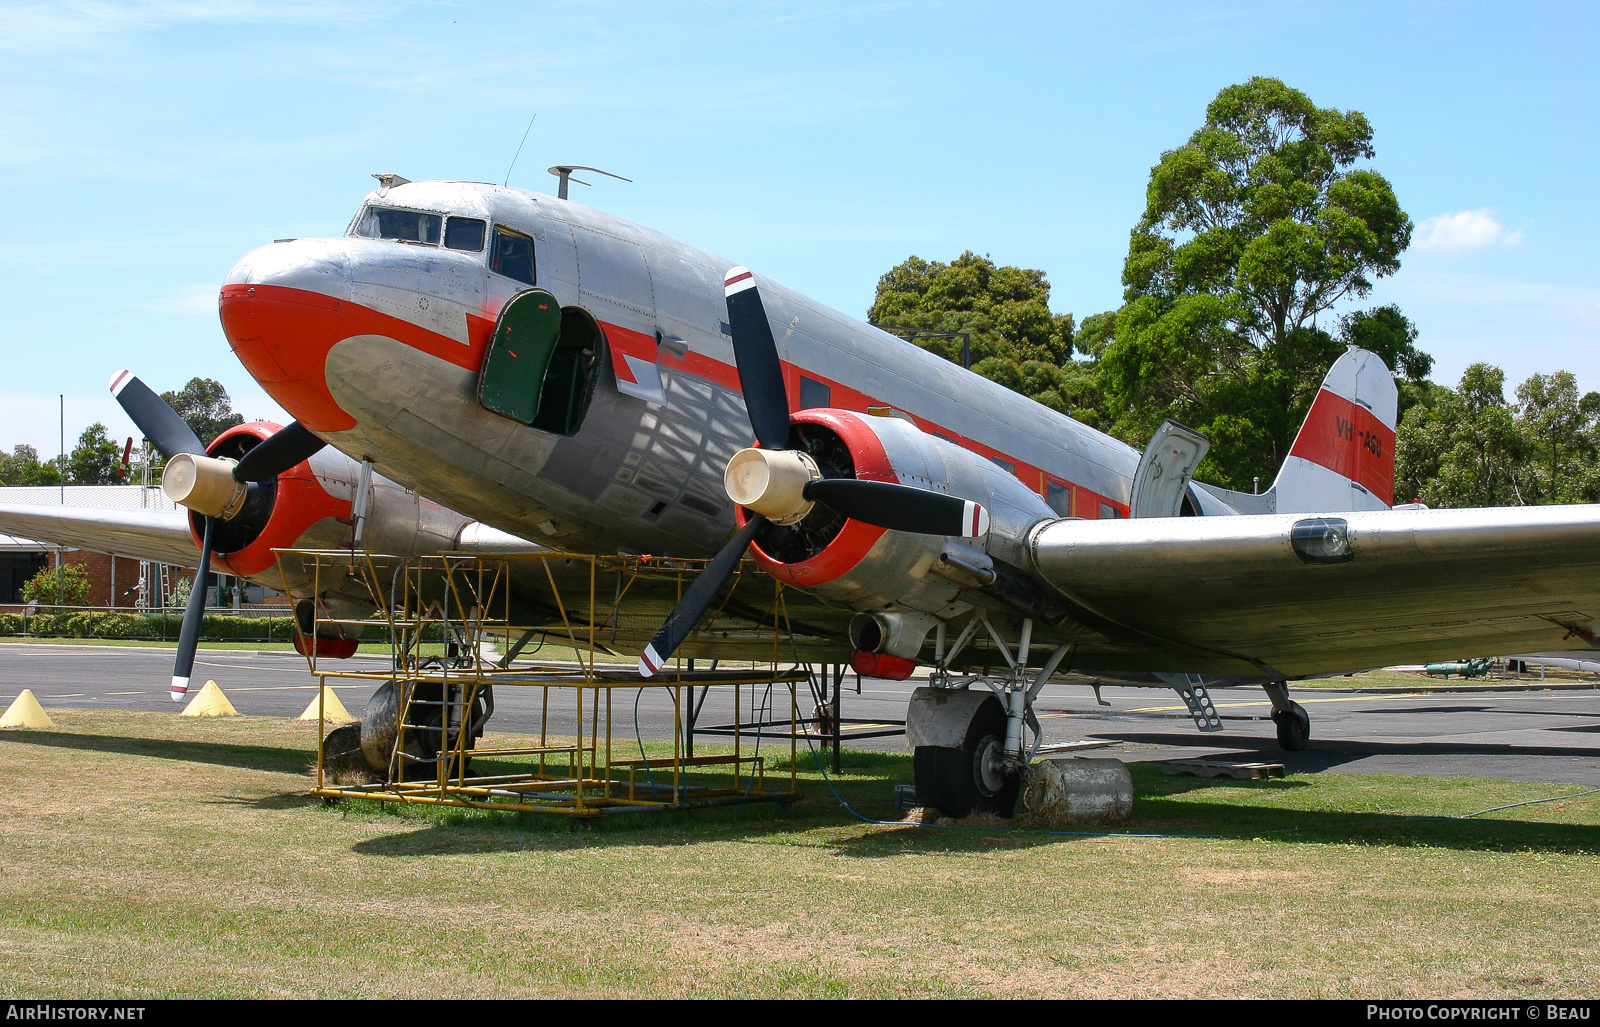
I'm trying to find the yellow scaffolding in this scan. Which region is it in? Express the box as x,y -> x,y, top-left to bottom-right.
280,548 -> 809,817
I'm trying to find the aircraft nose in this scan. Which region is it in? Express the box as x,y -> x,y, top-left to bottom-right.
225,238 -> 352,301
219,238 -> 357,432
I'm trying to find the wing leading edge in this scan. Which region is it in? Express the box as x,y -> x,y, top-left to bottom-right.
1029,504 -> 1600,678
0,504 -> 200,569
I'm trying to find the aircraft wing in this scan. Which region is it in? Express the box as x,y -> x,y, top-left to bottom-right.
1030,504 -> 1600,678
0,503 -> 199,569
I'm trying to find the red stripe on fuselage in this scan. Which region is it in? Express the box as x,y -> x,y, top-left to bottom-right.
1287,388 -> 1396,505
221,283 -> 1128,519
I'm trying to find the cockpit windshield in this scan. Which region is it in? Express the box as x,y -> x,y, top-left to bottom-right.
352,206 -> 489,253
353,207 -> 441,245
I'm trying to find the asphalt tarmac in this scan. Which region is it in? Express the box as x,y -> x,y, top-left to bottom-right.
4,642 -> 1599,786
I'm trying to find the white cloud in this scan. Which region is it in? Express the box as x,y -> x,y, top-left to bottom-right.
1412,208 -> 1524,253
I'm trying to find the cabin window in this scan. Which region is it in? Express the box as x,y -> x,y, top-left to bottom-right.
1046,480 -> 1072,517
353,206 -> 441,245
491,226 -> 536,285
1098,502 -> 1118,519
799,375 -> 831,410
445,217 -> 486,252
989,455 -> 1015,475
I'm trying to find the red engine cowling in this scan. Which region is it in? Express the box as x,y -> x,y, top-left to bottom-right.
197,422 -> 352,581
735,409 -> 1055,657
191,423 -> 471,653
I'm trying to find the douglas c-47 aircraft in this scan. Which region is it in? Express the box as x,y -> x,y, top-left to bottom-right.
9,173 -> 1600,817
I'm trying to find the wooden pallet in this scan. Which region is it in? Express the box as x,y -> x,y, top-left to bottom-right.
1160,759 -> 1286,780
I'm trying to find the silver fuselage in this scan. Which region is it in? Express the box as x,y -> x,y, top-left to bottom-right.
220,180 -> 1136,564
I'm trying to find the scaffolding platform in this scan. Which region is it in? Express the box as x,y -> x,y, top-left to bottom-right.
280,549 -> 816,818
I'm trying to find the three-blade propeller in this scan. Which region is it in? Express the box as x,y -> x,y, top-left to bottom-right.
637,269 -> 990,676
109,370 -> 327,700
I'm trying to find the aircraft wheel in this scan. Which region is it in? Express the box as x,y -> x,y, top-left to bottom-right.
1274,700 -> 1310,751
359,680 -> 489,779
319,723 -> 375,784
911,697 -> 1019,818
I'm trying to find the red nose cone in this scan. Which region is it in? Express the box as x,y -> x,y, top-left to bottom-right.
220,284 -> 357,432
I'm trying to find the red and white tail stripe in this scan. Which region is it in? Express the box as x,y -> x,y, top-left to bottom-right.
1276,347 -> 1398,514
723,266 -> 756,296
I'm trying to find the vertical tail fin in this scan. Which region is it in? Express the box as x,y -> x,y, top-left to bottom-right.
1272,347 -> 1397,514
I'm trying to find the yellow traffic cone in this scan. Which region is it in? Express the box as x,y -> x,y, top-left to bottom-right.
0,689 -> 55,729
180,681 -> 238,717
296,686 -> 357,724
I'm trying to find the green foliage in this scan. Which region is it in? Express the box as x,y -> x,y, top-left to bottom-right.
1396,365 -> 1600,508
66,422 -> 126,485
168,575 -> 193,608
160,378 -> 245,446
21,563 -> 91,605
868,251 -> 1086,416
2,609 -> 300,641
1095,77 -> 1424,490
0,444 -> 62,486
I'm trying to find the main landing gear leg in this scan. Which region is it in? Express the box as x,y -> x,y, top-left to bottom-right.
1263,680 -> 1309,751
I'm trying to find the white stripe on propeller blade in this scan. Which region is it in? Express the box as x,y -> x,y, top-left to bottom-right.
963,501 -> 990,537
723,266 -> 756,296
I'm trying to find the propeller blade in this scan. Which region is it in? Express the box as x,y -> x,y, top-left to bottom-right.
723,268 -> 792,451
638,515 -> 767,677
803,479 -> 990,538
170,516 -> 215,702
231,421 -> 327,482
109,370 -> 206,460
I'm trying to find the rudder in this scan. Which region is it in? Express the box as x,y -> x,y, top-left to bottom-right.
1272,347 -> 1397,514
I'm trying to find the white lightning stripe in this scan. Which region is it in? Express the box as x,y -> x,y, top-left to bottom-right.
724,266 -> 756,296
109,369 -> 133,396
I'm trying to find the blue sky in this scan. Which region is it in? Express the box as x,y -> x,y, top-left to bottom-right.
1,0 -> 1595,456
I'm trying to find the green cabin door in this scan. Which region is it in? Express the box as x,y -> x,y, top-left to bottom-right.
477,289 -> 564,425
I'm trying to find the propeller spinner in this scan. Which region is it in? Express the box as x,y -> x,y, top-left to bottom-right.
109,370 -> 328,700
636,269 -> 989,676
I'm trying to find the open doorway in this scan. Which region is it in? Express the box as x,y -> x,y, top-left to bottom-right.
478,290 -> 606,437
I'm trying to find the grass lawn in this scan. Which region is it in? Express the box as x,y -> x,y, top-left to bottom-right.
0,710 -> 1596,999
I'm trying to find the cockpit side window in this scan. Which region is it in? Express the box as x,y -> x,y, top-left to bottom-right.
353,206 -> 442,245
445,217 -> 486,252
490,226 -> 536,286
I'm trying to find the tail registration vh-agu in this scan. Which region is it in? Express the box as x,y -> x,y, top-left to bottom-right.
9,174 -> 1600,816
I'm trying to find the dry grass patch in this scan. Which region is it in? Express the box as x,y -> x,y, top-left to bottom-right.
0,710 -> 1596,998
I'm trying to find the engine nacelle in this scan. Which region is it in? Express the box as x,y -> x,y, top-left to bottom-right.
191,423 -> 475,641
739,409 -> 1056,659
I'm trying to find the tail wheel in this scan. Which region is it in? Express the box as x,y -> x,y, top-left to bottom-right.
1274,701 -> 1310,751
911,694 -> 1020,818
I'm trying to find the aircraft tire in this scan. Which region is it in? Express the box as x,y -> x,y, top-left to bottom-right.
319,723 -> 376,784
910,699 -> 1019,818
1274,701 -> 1310,751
